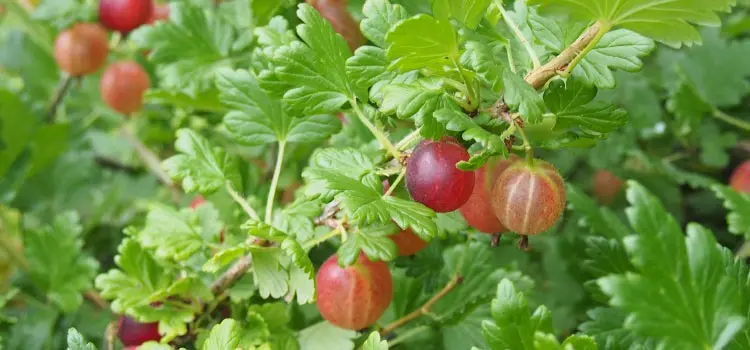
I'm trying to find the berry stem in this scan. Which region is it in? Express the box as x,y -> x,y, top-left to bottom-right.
210,254 -> 252,295
350,99 -> 402,159
497,1 -> 541,69
46,74 -> 75,122
383,168 -> 406,198
265,140 -> 286,224
451,57 -> 478,110
379,274 -> 463,335
513,119 -> 534,163
302,228 -> 342,250
713,109 -> 750,132
225,181 -> 260,220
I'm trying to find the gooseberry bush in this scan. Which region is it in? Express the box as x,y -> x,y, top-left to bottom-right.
1,0 -> 750,349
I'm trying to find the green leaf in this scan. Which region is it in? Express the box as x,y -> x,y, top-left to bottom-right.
503,70 -> 544,124
203,319 -> 242,350
431,0 -> 492,29
573,30 -> 655,89
712,185 -> 750,238
130,2 -> 236,96
25,212 -> 98,313
297,321 -> 358,350
544,78 -> 628,137
272,4 -> 355,115
65,328 -> 96,350
249,247 -> 289,299
338,222 -> 399,265
461,41 -> 506,94
360,332 -> 389,350
377,77 -> 450,139
385,14 -> 461,74
598,181 -> 749,349
583,236 -> 634,277
361,0 -> 409,48
203,246 -> 248,273
481,279 -> 547,350
433,109 -> 508,170
162,128 -> 242,194
137,204 -> 219,262
665,78 -> 713,136
529,0 -> 735,47
95,239 -> 175,313
346,46 -> 396,92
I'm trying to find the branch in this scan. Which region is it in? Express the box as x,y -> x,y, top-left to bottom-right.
47,75 -> 75,122
210,254 -> 252,295
84,290 -> 109,309
94,156 -> 142,175
380,275 -> 463,335
523,21 -> 604,90
120,124 -> 182,201
225,181 -> 260,220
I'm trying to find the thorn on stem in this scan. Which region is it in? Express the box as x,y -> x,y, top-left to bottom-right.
455,275 -> 464,284
503,136 -> 516,153
490,233 -> 502,247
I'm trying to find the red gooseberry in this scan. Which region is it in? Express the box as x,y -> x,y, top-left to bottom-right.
147,2 -> 169,24
54,23 -> 110,76
491,158 -> 566,236
406,137 -> 475,213
592,169 -> 623,205
307,0 -> 365,52
315,253 -> 392,330
117,315 -> 160,347
459,154 -> 520,234
100,60 -> 151,115
730,160 -> 750,193
99,0 -> 153,34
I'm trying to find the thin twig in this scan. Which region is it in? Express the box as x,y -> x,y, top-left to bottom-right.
380,275 -> 463,335
104,321 -> 117,350
224,181 -> 260,220
94,156 -> 141,175
713,109 -> 750,132
350,99 -> 402,159
47,75 -> 75,122
210,254 -> 252,295
120,124 -> 182,201
265,141 -> 286,224
84,290 -> 109,309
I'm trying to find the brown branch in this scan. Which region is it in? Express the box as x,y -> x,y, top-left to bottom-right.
380,275 -> 463,335
120,125 -> 182,202
84,290 -> 109,309
523,21 -> 603,90
210,254 -> 252,295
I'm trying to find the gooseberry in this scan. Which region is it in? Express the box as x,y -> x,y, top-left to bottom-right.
147,2 -> 169,24
54,23 -> 109,76
99,0 -> 153,34
117,316 -> 160,347
406,138 -> 475,213
730,160 -> 750,193
491,159 -> 566,236
100,60 -> 151,115
592,170 -> 623,205
459,155 -> 520,233
316,253 -> 392,330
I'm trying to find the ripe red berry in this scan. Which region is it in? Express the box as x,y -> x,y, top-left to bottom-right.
491,159 -> 566,236
730,160 -> 750,193
459,155 -> 520,233
389,228 -> 428,256
306,0 -> 365,52
592,170 -> 623,205
316,253 -> 392,330
100,60 -> 151,115
54,23 -> 109,76
406,138 -> 475,213
99,0 -> 153,34
117,316 -> 160,347
147,2 -> 169,24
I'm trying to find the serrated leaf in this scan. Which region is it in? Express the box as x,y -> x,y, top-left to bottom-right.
529,0 -> 735,47
377,77 -> 449,139
565,184 -> 631,239
385,14 -> 460,74
361,0 -> 409,47
203,319 -> 242,350
583,236 -> 634,277
433,109 -> 508,170
573,29 -> 655,89
137,204 -> 216,261
203,246 -> 248,273
481,279 -> 543,350
503,71 -> 544,124
461,41 -> 506,94
298,321 -> 357,350
273,4 -> 355,115
360,332 -> 389,350
24,212 -> 98,313
665,78 -> 712,136
130,2 -> 236,96
712,185 -> 750,238
162,128 -> 242,194
431,0 -> 492,29
65,328 -> 96,350
597,181 -> 749,349
544,77 -> 628,137
346,46 -> 396,92
95,239 -> 175,313
338,222 -> 399,264
248,247 -> 289,299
